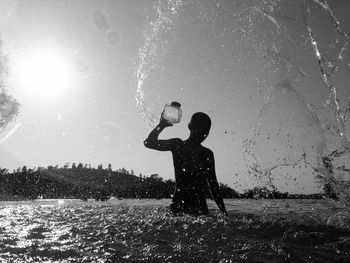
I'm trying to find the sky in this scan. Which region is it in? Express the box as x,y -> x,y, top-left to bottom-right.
0,0 -> 349,194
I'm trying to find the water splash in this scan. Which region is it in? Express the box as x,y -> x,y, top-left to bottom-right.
246,0 -> 350,201
303,0 -> 350,201
136,0 -> 183,129
135,0 -> 349,200
1,200 -> 350,261
244,79 -> 327,190
302,0 -> 350,150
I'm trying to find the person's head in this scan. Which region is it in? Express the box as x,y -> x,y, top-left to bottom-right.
188,112 -> 211,144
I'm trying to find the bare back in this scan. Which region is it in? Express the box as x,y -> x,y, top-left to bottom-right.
168,139 -> 214,215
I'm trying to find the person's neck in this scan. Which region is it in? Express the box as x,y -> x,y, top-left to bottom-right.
186,136 -> 202,145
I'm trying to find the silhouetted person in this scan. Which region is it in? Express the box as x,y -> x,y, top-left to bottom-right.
144,112 -> 228,216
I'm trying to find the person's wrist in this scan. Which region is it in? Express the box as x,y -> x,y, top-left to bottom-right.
157,122 -> 166,130
159,119 -> 171,128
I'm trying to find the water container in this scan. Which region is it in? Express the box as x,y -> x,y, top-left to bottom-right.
163,102 -> 182,124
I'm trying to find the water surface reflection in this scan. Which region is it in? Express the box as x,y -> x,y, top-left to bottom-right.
0,199 -> 349,262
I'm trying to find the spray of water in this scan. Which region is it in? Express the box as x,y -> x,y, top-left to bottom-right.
298,0 -> 350,201
135,0 -> 350,202
136,0 -> 183,129
244,0 -> 350,201
303,0 -> 349,149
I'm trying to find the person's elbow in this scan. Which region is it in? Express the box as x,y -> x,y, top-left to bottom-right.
143,138 -> 154,149
143,138 -> 150,148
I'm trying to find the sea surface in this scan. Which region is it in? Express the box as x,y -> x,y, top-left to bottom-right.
0,198 -> 350,262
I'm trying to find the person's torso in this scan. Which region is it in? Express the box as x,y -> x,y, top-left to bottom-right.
171,140 -> 210,199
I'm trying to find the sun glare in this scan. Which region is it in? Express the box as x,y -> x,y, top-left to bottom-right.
17,50 -> 71,100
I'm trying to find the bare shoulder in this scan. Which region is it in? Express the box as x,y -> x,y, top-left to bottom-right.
171,138 -> 183,144
200,145 -> 214,159
170,138 -> 184,148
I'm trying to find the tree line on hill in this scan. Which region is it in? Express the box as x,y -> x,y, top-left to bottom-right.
0,164 -> 336,201
0,164 -> 237,201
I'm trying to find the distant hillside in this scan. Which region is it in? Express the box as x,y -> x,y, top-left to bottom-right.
0,166 -> 238,201
0,167 -> 141,200
0,166 -> 328,201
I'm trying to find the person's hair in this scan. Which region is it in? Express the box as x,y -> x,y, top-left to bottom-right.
189,112 -> 211,134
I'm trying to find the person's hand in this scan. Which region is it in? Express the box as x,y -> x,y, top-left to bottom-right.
159,110 -> 173,128
159,117 -> 173,128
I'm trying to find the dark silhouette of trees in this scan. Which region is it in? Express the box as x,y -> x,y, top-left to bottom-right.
219,183 -> 240,198
0,163 -> 329,201
239,186 -> 323,199
0,164 -> 240,201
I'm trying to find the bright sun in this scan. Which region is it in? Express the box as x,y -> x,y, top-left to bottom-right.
17,50 -> 71,100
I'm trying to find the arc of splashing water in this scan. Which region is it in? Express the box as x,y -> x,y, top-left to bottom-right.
136,0 -> 183,129
243,0 -> 350,193
136,0 -> 350,138
302,0 -> 350,203
303,0 -> 350,151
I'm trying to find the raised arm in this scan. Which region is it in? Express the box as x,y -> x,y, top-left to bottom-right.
144,119 -> 177,151
207,151 -> 228,216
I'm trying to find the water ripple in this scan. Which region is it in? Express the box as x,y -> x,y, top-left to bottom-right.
0,199 -> 349,262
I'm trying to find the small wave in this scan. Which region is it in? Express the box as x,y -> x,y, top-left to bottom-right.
0,200 -> 349,262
